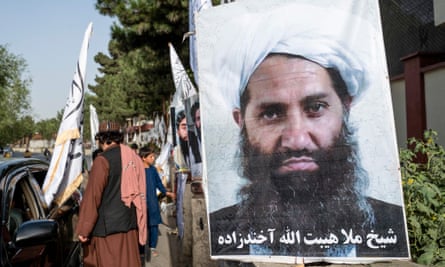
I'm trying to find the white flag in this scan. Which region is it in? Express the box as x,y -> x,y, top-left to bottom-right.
189,0 -> 213,84
42,22 -> 93,207
90,104 -> 99,152
154,114 -> 161,139
169,42 -> 197,110
159,115 -> 167,145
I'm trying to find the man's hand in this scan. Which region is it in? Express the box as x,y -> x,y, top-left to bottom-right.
78,235 -> 89,243
166,191 -> 176,200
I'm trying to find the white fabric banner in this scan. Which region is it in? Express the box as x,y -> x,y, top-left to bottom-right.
158,115 -> 167,145
89,104 -> 99,152
197,0 -> 410,264
42,22 -> 92,207
188,0 -> 213,84
169,42 -> 197,110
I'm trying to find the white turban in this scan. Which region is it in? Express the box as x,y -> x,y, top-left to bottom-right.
210,2 -> 370,110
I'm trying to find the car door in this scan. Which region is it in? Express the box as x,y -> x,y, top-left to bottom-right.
1,163 -> 51,266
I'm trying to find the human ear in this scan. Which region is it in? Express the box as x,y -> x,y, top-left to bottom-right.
232,108 -> 244,129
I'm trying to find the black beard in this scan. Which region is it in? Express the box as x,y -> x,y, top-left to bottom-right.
236,123 -> 372,233
179,138 -> 189,163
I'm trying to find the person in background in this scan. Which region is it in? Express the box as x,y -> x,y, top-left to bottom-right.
76,121 -> 147,267
191,101 -> 201,142
23,149 -> 32,158
187,101 -> 202,177
43,147 -> 51,160
173,110 -> 190,170
139,146 -> 175,258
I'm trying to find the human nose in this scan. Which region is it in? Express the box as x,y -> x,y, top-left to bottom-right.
280,113 -> 312,151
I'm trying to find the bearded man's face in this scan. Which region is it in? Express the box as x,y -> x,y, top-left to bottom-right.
232,55 -> 371,231
232,55 -> 353,200
240,122 -> 356,204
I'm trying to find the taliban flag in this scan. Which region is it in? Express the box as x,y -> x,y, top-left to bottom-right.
42,22 -> 93,207
169,42 -> 197,110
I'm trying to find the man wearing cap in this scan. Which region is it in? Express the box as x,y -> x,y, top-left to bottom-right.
76,121 -> 147,266
206,2 -> 408,259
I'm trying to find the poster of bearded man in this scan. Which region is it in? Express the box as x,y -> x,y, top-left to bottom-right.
196,0 -> 410,265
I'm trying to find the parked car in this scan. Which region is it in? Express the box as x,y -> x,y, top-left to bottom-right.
0,158 -> 81,267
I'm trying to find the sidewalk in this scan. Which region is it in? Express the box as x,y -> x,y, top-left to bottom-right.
144,203 -> 192,267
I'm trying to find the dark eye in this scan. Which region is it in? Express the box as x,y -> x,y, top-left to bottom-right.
305,101 -> 329,116
260,105 -> 284,121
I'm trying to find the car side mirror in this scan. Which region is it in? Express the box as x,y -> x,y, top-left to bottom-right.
14,220 -> 58,248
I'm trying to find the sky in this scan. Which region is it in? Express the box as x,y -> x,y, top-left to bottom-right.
0,1 -> 115,120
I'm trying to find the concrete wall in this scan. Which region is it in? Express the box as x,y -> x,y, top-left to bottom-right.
424,67 -> 445,146
391,79 -> 408,148
434,0 -> 445,26
390,65 -> 445,148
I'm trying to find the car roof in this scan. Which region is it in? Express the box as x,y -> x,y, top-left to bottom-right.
0,157 -> 49,180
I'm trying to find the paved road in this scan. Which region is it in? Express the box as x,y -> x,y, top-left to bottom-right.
1,151 -> 50,161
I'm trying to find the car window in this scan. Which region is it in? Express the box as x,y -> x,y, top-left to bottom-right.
8,183 -> 26,238
6,173 -> 45,239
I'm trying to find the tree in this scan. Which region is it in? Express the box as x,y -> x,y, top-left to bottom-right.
90,0 -> 192,123
16,115 -> 35,143
35,114 -> 62,141
0,44 -> 32,146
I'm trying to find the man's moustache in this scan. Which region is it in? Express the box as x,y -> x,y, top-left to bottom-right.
270,149 -> 322,167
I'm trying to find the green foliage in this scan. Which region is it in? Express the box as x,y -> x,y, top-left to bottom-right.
2,1 -> 223,145
400,129 -> 445,266
0,44 -> 33,146
90,0 -> 192,121
35,116 -> 61,141
15,116 -> 35,139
